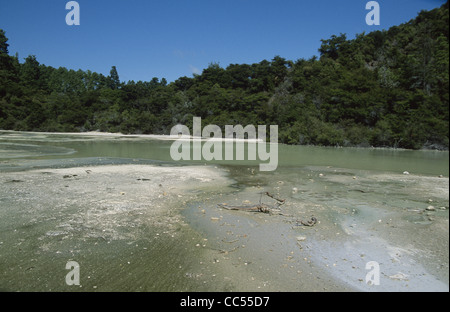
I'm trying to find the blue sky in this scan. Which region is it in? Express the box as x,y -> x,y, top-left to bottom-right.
0,0 -> 446,83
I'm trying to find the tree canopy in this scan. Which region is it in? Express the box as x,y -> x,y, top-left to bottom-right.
0,2 -> 448,150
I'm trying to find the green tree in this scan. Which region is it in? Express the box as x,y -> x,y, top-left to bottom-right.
20,55 -> 41,89
318,33 -> 347,60
108,66 -> 120,90
0,29 -> 9,56
0,2 -> 448,149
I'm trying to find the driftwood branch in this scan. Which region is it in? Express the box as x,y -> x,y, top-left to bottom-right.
217,192 -> 290,215
217,203 -> 271,214
216,192 -> 315,222
264,192 -> 285,205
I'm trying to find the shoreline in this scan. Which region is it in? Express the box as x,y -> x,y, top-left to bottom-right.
0,162 -> 448,291
0,163 -> 356,291
0,163 -> 359,291
1,129 -> 448,151
0,130 -> 448,291
0,129 -> 264,143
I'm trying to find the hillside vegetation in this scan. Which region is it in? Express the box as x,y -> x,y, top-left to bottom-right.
0,2 -> 448,149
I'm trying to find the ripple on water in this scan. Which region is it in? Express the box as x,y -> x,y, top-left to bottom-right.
0,143 -> 76,159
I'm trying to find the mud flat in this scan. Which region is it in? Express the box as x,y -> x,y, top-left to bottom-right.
0,163 -> 351,292
183,166 -> 449,292
0,163 -> 448,292
0,164 -> 236,291
0,129 -> 262,142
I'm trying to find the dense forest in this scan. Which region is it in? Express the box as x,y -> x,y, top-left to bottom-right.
0,2 -> 448,149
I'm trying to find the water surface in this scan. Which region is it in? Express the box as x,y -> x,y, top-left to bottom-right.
1,131 -> 448,176
0,131 -> 448,292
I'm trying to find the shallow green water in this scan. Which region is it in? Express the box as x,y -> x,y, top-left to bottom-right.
0,131 -> 448,292
0,131 -> 448,176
